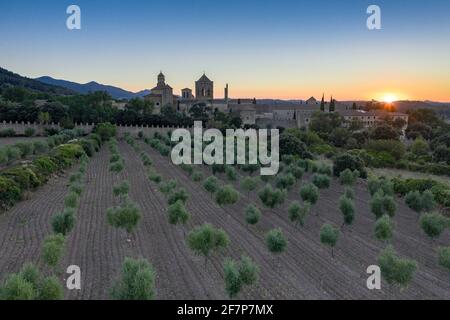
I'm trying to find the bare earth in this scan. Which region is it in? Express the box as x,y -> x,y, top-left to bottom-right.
0,140 -> 449,300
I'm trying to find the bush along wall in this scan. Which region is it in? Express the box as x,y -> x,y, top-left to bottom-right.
0,133 -> 103,212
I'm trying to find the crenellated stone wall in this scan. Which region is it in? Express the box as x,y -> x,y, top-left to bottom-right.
0,121 -> 192,138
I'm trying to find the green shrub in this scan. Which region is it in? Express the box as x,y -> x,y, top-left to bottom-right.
159,179 -> 177,195
244,204 -> 261,226
288,200 -> 310,227
51,208 -> 76,235
438,247 -> 450,271
0,128 -> 16,137
265,228 -> 287,255
368,176 -> 394,196
37,276 -> 63,300
110,257 -> 155,300
312,174 -> 331,189
258,184 -> 286,209
320,224 -> 339,256
187,223 -> 229,267
15,142 -> 34,158
339,196 -> 355,226
64,192 -> 79,209
24,128 -> 36,137
370,191 -> 396,219
339,169 -> 359,186
374,214 -> 394,242
299,183 -> 319,205
241,176 -> 258,196
42,234 -> 65,268
107,200 -> 142,233
191,171 -> 203,182
1,166 -> 42,190
377,245 -> 417,290
148,170 -> 162,184
203,176 -> 219,197
333,152 -> 367,178
215,185 -> 239,206
168,188 -> 189,205
420,213 -> 448,239
275,173 -> 296,190
317,163 -> 332,176
405,190 -> 436,214
0,176 -> 22,210
33,156 -> 59,176
168,200 -> 190,226
95,122 -> 117,142
225,166 -> 237,181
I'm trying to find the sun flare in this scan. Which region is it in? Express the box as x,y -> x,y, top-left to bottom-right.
381,94 -> 398,103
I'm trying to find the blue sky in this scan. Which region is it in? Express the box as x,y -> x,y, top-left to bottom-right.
1,0 -> 449,101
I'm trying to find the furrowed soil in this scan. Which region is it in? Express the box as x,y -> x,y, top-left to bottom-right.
0,140 -> 449,299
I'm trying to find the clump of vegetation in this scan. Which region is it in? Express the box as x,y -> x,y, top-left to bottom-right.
288,201 -> 310,228
339,196 -> 355,227
368,176 -> 394,196
405,190 -> 436,215
241,176 -> 258,197
275,173 -> 296,190
168,200 -> 190,228
370,190 -> 396,219
265,228 -> 287,256
0,264 -> 63,300
438,247 -> 450,272
203,176 -> 219,198
420,213 -> 448,240
42,234 -> 65,268
225,166 -> 237,181
215,185 -> 239,206
374,214 -> 394,242
320,224 -> 339,257
333,152 -> 367,179
168,188 -> 189,205
191,171 -> 203,182
312,174 -> 331,189
51,208 -> 76,236
223,256 -> 259,299
377,245 -> 417,291
339,169 -> 359,186
244,204 -> 261,227
148,169 -> 162,184
299,183 -> 319,205
159,179 -> 178,195
64,192 -> 79,209
107,200 -> 142,234
258,184 -> 286,210
110,257 -> 155,300
187,223 -> 229,268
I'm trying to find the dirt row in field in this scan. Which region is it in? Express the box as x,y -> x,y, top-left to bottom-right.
140,140 -> 450,299
0,170 -> 75,280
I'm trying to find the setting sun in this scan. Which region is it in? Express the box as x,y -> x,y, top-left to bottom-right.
381,94 -> 398,103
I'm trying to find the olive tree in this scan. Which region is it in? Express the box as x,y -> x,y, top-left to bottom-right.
405,190 -> 436,215
0,264 -> 63,300
223,255 -> 259,299
187,223 -> 230,268
288,201 -> 310,228
374,214 -> 394,242
258,184 -> 286,211
42,234 -> 65,269
300,183 -> 319,205
51,208 -> 75,236
320,224 -> 339,257
107,200 -> 142,234
113,181 -> 130,204
275,173 -> 296,190
377,245 -> 417,292
312,174 -> 331,189
168,200 -> 190,232
420,213 -> 448,240
215,185 -> 239,207
168,188 -> 189,205
241,176 -> 258,197
203,176 -> 219,198
438,247 -> 450,271
244,204 -> 261,227
339,196 -> 355,228
265,228 -> 287,256
370,191 -> 396,219
339,169 -> 359,186
110,257 -> 155,300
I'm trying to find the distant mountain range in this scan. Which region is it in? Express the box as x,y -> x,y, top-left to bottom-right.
0,67 -> 75,95
35,76 -> 151,100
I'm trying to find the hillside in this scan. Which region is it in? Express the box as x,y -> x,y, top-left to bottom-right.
36,76 -> 151,100
0,67 -> 75,95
